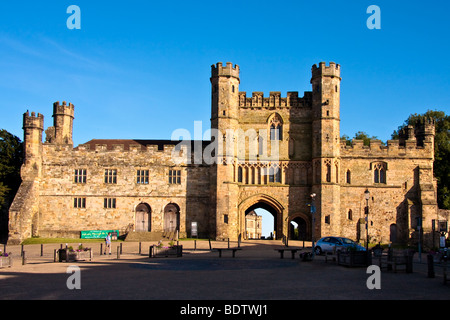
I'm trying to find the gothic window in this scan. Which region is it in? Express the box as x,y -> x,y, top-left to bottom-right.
258,135 -> 264,156
326,162 -> 331,183
346,170 -> 351,184
269,114 -> 283,141
373,162 -> 387,184
268,165 -> 281,183
269,167 -> 275,183
335,164 -> 339,183
275,167 -> 281,183
238,167 -> 243,183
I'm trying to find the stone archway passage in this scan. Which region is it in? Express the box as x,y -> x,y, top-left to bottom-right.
135,203 -> 151,232
245,202 -> 281,240
289,216 -> 308,240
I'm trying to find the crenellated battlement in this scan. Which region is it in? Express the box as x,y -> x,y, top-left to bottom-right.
53,101 -> 75,118
211,62 -> 240,79
398,118 -> 435,147
238,91 -> 312,108
340,138 -> 434,159
311,61 -> 341,80
23,111 -> 44,130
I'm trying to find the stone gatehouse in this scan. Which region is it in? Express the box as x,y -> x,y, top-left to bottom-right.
7,62 -> 446,246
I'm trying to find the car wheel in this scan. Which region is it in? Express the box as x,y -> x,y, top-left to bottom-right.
314,247 -> 322,255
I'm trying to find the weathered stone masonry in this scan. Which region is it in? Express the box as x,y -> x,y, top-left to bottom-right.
8,62 -> 446,246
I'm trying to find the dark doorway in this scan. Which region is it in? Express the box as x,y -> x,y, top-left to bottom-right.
390,224 -> 398,243
289,217 -> 307,240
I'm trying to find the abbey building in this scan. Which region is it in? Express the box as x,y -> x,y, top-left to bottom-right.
7,62 -> 444,246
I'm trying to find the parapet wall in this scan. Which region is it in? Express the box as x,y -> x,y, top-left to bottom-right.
239,91 -> 312,108
340,139 -> 433,159
311,61 -> 341,80
23,111 -> 44,130
53,101 -> 75,118
211,62 -> 240,79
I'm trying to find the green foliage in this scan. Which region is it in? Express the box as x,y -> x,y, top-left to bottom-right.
341,131 -> 381,146
392,110 -> 450,209
0,129 -> 23,211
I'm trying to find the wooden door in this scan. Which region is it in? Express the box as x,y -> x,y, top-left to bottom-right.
135,203 -> 151,232
164,204 -> 179,232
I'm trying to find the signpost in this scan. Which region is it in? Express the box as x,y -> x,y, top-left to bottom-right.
191,222 -> 198,238
80,230 -> 119,240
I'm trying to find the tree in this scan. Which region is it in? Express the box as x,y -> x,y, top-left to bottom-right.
392,110 -> 450,209
0,129 -> 23,242
341,131 -> 381,146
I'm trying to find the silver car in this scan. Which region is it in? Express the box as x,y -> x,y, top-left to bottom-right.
314,236 -> 365,255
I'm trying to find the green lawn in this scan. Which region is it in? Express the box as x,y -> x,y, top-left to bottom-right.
21,238 -> 120,245
20,237 -> 208,245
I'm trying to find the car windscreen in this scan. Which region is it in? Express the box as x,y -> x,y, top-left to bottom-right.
340,238 -> 355,244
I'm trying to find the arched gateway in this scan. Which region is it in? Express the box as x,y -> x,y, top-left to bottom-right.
239,194 -> 285,240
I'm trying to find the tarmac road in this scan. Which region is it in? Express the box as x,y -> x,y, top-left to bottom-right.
1,240 -> 449,302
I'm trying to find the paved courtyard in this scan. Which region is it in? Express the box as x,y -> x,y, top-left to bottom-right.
1,240 -> 449,303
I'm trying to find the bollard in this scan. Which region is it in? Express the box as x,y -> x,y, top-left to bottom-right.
194,240 -> 197,251
21,244 -> 24,257
41,244 -> 44,257
117,246 -> 120,259
120,242 -> 123,254
139,242 -> 142,254
208,239 -> 212,250
22,251 -> 26,265
100,243 -> 103,255
54,249 -> 57,262
427,254 -> 435,278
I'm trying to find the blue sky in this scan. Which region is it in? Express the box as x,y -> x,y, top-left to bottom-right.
0,1 -> 449,147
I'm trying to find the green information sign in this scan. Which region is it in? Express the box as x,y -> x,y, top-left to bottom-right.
80,230 -> 119,240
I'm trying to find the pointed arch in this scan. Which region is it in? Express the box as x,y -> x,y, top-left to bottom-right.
267,113 -> 283,141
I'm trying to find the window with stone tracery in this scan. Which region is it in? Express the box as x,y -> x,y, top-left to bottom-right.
372,162 -> 387,184
269,114 -> 283,141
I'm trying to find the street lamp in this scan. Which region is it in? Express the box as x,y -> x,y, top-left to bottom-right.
364,189 -> 370,252
310,193 -> 316,258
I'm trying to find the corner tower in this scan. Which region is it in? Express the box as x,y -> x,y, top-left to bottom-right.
22,111 -> 44,178
46,101 -> 74,146
311,62 -> 342,238
210,62 -> 240,240
210,62 -> 240,131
